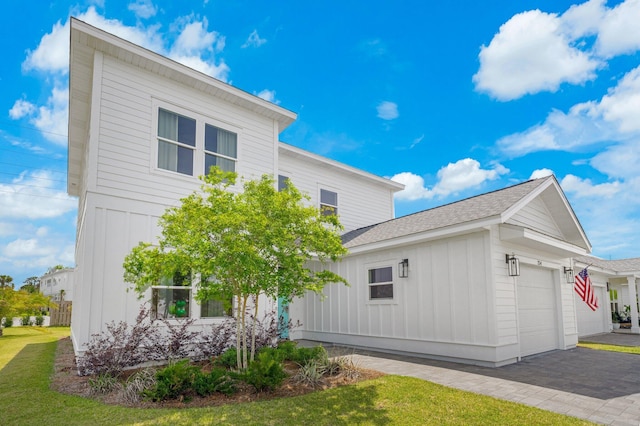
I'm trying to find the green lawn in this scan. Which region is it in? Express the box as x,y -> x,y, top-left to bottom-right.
578,341 -> 640,354
0,327 -> 592,425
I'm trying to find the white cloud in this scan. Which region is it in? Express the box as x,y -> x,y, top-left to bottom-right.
242,29 -> 267,48
169,15 -> 229,80
0,170 -> 76,219
255,89 -> 278,103
561,174 -> 621,198
529,168 -> 555,179
392,159 -> 508,201
3,238 -> 52,258
377,101 -> 399,120
595,0 -> 640,57
9,99 -> 36,119
409,134 -> 424,149
473,9 -> 601,101
22,20 -> 70,74
391,172 -> 434,201
128,0 -> 158,19
497,64 -> 640,158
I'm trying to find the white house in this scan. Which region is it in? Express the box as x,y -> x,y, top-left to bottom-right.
68,18 -> 603,366
573,256 -> 640,337
40,267 -> 74,302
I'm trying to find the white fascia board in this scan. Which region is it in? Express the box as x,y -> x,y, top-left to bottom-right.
69,18 -> 297,129
345,216 -> 499,256
500,224 -> 589,257
278,142 -> 404,191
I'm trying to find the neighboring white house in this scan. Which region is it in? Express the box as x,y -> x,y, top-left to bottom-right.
40,267 -> 74,302
573,256 -> 640,337
68,18 -> 614,367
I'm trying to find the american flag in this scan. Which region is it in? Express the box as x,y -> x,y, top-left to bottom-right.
575,267 -> 598,311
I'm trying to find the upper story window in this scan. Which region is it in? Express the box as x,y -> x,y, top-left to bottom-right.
156,106 -> 238,177
368,266 -> 393,300
158,109 -> 196,175
278,175 -> 289,192
205,124 -> 237,173
320,189 -> 338,216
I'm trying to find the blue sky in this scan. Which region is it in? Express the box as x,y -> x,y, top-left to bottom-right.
1,0 -> 640,287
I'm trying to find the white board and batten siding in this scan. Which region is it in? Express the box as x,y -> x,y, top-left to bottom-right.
575,270 -> 609,337
292,231 -> 506,366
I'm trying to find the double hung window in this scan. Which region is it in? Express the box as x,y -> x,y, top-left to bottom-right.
157,106 -> 238,177
320,189 -> 338,216
368,266 -> 394,300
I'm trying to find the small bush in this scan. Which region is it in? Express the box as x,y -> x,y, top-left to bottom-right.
122,368 -> 157,404
35,315 -> 45,326
276,340 -> 298,360
291,346 -> 327,365
89,373 -> 121,395
243,350 -> 287,392
293,360 -> 326,387
214,347 -> 239,369
193,367 -> 238,396
21,315 -> 33,326
143,359 -> 198,402
3,318 -> 13,327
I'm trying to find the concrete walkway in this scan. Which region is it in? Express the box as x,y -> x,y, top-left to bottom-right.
315,334 -> 640,425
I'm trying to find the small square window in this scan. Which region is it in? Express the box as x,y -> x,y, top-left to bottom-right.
200,298 -> 232,317
152,287 -> 191,319
368,266 -> 393,300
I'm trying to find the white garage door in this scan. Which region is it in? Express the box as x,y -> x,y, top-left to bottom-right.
575,286 -> 607,337
518,265 -> 558,357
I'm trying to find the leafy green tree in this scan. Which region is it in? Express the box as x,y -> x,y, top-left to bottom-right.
0,275 -> 14,289
124,168 -> 348,369
0,287 -> 51,336
20,276 -> 41,293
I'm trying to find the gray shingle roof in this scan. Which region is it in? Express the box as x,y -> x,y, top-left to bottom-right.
342,177 -> 550,248
574,255 -> 640,273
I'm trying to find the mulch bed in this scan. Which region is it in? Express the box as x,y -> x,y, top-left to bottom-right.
50,337 -> 384,408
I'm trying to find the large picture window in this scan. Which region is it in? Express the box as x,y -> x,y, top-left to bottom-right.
157,109 -> 196,175
368,266 -> 393,300
320,189 -> 338,216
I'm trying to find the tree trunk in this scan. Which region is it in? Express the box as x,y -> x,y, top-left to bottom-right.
241,295 -> 249,370
250,294 -> 258,362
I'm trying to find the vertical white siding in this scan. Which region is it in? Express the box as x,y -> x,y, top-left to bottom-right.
293,231 -> 501,363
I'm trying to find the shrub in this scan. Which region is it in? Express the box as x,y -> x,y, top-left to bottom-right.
89,373 -> 122,395
3,318 -> 13,327
291,346 -> 327,365
193,367 -> 238,396
77,305 -> 159,376
143,359 -> 198,402
293,359 -> 326,387
35,315 -> 45,326
21,315 -> 33,326
243,350 -> 287,392
122,368 -> 157,404
276,340 -> 298,360
214,347 -> 239,369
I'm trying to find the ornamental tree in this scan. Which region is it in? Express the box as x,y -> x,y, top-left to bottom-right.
123,168 -> 348,369
0,287 -> 51,336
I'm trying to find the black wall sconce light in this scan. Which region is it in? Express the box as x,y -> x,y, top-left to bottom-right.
399,258 -> 409,278
505,254 -> 520,277
564,266 -> 574,284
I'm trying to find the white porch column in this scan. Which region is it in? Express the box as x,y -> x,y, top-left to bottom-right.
627,276 -> 639,334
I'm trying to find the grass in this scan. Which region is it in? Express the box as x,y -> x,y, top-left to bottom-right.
578,341 -> 640,355
0,327 -> 593,425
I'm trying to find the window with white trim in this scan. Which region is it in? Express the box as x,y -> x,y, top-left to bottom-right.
157,109 -> 196,175
368,266 -> 393,300
205,123 -> 237,173
151,272 -> 192,320
156,107 -> 238,177
320,189 -> 338,216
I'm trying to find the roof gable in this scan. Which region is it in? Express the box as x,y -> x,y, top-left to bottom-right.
343,176 -> 591,253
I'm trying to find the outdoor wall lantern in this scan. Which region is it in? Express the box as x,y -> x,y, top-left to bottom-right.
505,254 -> 520,277
399,258 -> 409,278
564,266 -> 574,284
